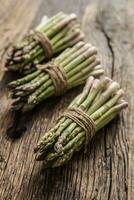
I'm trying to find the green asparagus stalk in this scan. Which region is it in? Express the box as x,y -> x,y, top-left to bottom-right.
8,42 -> 104,112
5,12 -> 84,73
34,76 -> 128,168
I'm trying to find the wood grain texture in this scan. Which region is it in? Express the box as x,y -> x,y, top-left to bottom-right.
0,0 -> 133,199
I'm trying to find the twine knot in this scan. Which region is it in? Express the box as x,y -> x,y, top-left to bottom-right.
31,30 -> 53,59
37,63 -> 68,96
63,107 -> 96,152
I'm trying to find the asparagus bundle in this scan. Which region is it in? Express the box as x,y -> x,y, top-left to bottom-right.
5,12 -> 84,73
34,76 -> 128,168
8,42 -> 104,112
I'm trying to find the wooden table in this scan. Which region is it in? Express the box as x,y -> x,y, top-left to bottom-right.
0,0 -> 133,199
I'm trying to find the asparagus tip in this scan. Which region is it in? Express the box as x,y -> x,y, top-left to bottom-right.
8,81 -> 16,88
70,13 -> 77,20
118,100 -> 128,109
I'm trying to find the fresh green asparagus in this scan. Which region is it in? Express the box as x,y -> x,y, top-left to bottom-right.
8,42 -> 104,112
34,76 -> 128,168
5,12 -> 84,73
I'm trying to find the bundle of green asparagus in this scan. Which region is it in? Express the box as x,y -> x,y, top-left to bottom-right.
8,42 -> 104,112
34,76 -> 128,168
5,12 -> 84,73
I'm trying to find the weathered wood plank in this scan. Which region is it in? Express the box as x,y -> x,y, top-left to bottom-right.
0,0 -> 133,200
0,1 -> 90,200
82,0 -> 134,199
0,1 -> 43,199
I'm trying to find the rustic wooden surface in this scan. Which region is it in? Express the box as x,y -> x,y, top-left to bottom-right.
0,0 -> 134,199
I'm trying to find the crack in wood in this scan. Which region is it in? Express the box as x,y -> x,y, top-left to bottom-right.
97,20 -> 115,78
